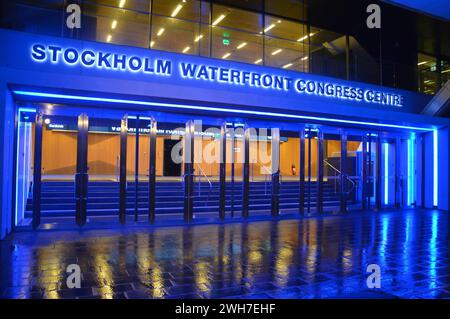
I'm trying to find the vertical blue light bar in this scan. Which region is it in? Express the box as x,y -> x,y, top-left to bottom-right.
407,133 -> 416,206
433,129 -> 438,207
384,143 -> 389,205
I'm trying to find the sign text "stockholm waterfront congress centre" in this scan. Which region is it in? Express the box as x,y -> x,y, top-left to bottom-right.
31,44 -> 404,107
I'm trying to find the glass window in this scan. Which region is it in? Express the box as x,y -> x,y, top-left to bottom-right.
151,15 -> 203,55
97,0 -> 152,13
441,59 -> 450,87
265,0 -> 307,22
263,16 -> 307,42
210,3 -> 262,64
152,0 -> 207,23
83,2 -> 151,47
211,26 -> 263,64
417,53 -> 438,94
309,27 -> 347,80
211,4 -> 262,34
264,36 -> 307,71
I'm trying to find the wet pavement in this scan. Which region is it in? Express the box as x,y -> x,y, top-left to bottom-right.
0,208 -> 449,299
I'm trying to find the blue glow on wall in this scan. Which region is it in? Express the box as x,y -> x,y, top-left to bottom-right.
433,129 -> 438,207
12,90 -> 434,132
384,143 -> 389,205
407,133 -> 416,206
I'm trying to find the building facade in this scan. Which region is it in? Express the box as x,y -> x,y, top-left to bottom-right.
0,0 -> 449,239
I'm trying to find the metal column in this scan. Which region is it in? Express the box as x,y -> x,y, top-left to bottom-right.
362,136 -> 368,210
299,129 -> 305,216
340,132 -> 347,213
395,137 -> 401,208
75,113 -> 89,226
368,135 -> 372,209
375,135 -> 382,210
184,120 -> 195,222
317,131 -> 324,214
219,122 -> 227,220
32,110 -> 43,230
242,125 -> 250,218
119,115 -> 128,224
307,129 -> 312,214
148,117 -> 157,223
230,127 -> 235,217
271,128 -> 280,217
134,116 -> 140,221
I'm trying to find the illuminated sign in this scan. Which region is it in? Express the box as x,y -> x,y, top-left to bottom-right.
30,44 -> 404,107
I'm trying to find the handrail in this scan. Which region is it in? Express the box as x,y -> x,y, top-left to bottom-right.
323,159 -> 356,195
195,163 -> 212,206
256,160 -> 272,195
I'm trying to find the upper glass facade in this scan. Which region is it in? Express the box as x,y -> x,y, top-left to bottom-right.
1,0 -> 449,94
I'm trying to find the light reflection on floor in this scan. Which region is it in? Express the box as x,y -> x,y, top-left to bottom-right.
0,209 -> 449,299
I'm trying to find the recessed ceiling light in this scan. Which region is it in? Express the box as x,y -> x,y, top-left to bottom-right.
222,53 -> 231,59
417,61 -> 428,66
150,41 -> 155,47
157,28 -> 165,36
194,34 -> 204,42
212,14 -> 226,26
282,63 -> 293,69
271,49 -> 282,55
171,4 -> 183,17
182,46 -> 190,53
254,59 -> 262,64
106,34 -> 112,42
237,42 -> 247,49
111,20 -> 117,29
119,0 -> 126,8
264,24 -> 276,33
301,56 -> 308,61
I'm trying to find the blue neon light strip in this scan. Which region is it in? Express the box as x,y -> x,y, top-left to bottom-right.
407,133 -> 416,206
411,138 -> 414,205
12,90 -> 433,131
433,129 -> 438,207
384,143 -> 389,205
408,138 -> 412,205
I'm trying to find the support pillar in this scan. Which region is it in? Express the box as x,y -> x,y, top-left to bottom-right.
242,125 -> 250,218
219,122 -> 227,220
271,128 -> 280,217
134,116 -> 140,221
119,115 -> 128,224
362,136 -> 368,210
148,117 -> 157,223
375,135 -> 382,210
340,132 -> 347,213
395,137 -> 401,208
299,129 -> 305,216
184,120 -> 195,222
317,131 -> 324,214
32,110 -> 43,230
75,113 -> 89,226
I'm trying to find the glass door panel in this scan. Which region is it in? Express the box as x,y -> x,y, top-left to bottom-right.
87,116 -> 121,219
15,108 -> 36,226
40,113 -> 77,222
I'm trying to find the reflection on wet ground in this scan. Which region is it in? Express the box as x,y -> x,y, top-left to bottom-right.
0,209 -> 449,299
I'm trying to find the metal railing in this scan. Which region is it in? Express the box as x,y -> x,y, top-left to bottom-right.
253,161 -> 272,195
323,159 -> 356,196
195,164 -> 213,206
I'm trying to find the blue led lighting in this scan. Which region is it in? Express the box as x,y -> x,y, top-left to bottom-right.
12,90 -> 433,131
384,143 -> 389,205
407,133 -> 416,206
433,129 -> 438,207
